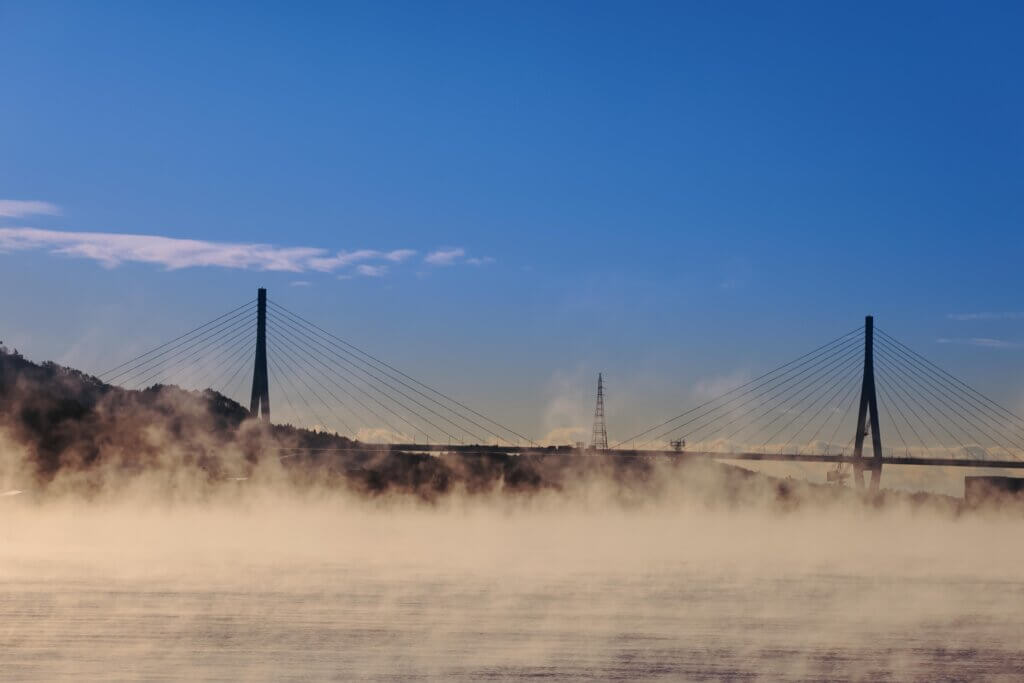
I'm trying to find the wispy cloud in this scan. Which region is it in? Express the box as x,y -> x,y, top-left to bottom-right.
936,337 -> 1019,349
424,247 -> 465,266
0,227 -> 437,278
946,312 -> 1024,321
0,227 -> 325,271
308,248 -> 415,271
289,280 -> 312,287
355,264 -> 387,277
425,247 -> 494,267
0,200 -> 61,218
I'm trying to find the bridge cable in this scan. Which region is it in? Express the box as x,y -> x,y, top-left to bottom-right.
268,299 -> 534,444
266,324 -> 373,434
639,334 -> 863,448
804,369 -> 863,453
199,331 -> 259,394
266,345 -> 334,433
127,314 -> 255,390
266,313 -> 454,440
162,323 -> 256,392
654,337 -> 861,449
875,342 -> 1021,459
267,306 -> 482,443
874,380 -> 912,458
263,320 -> 407,442
219,342 -> 257,404
876,355 -> 972,456
659,335 -> 862,449
266,313 -> 449,442
874,362 -> 958,458
268,302 -> 504,444
612,325 -> 864,448
698,347 -> 862,449
96,299 -> 255,380
875,335 -> 1024,454
113,310 -> 254,388
825,379 -> 862,455
102,303 -> 255,384
266,335 -> 354,435
770,358 -> 864,452
876,327 -> 1024,430
875,353 -> 989,458
731,350 -> 863,448
266,354 -> 312,429
873,364 -> 938,457
873,366 -> 936,459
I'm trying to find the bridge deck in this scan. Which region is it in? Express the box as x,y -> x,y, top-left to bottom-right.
279,443 -> 1024,469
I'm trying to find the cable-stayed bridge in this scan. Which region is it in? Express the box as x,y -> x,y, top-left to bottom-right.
95,289 -> 1024,493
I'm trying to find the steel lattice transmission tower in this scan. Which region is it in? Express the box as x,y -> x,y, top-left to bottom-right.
590,373 -> 608,451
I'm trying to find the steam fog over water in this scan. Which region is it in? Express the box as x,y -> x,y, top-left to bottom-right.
1,350 -> 1022,678
3,490 -> 1023,680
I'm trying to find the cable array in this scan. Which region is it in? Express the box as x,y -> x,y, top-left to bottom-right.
618,323 -> 1024,461
263,301 -> 529,444
96,297 -> 531,444
615,326 -> 867,454
873,328 -> 1024,461
96,298 -> 1024,461
96,300 -> 257,405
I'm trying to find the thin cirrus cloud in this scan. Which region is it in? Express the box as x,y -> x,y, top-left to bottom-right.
424,247 -> 465,266
0,200 -> 61,218
308,248 -> 415,271
355,264 -> 387,277
423,247 -> 494,267
936,337 -> 1018,349
0,226 -> 480,278
947,312 -> 1024,321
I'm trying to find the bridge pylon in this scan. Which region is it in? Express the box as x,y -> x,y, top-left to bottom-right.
851,315 -> 883,492
249,287 -> 270,422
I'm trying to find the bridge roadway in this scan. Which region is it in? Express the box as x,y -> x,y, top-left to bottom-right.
284,443 -> 1024,470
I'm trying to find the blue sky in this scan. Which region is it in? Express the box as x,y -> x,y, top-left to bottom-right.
1,1 -> 1022,446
